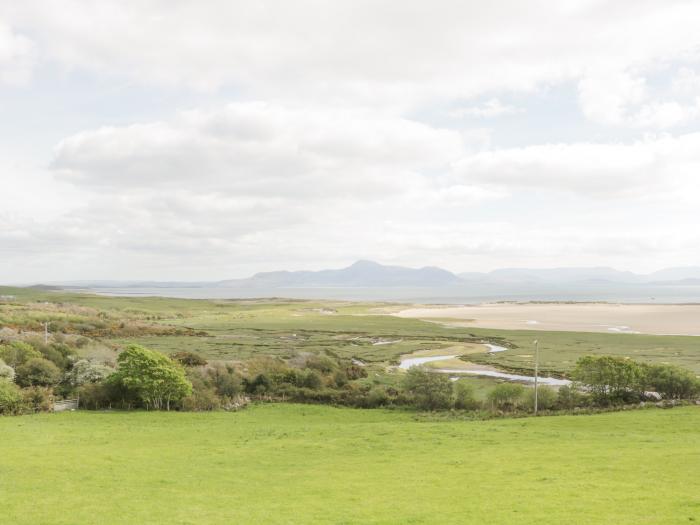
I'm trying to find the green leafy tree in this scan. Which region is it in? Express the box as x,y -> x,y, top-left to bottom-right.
572,356 -> 645,403
644,364 -> 699,400
112,344 -> 192,410
402,367 -> 454,410
16,357 -> 62,387
0,341 -> 41,368
0,380 -> 24,415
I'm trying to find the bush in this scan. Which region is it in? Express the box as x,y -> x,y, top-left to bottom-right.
171,351 -> 208,367
0,380 -> 24,415
205,363 -> 244,398
365,386 -> 390,408
32,342 -> 76,370
0,341 -> 41,368
77,382 -> 112,410
487,383 -> 525,412
0,358 -> 15,382
332,370 -> 348,388
301,369 -> 323,390
556,385 -> 587,409
453,381 -> 480,410
345,364 -> 368,380
644,364 -> 699,400
402,367 -> 454,410
16,358 -> 62,387
66,359 -> 114,387
22,386 -> 54,413
246,373 -> 272,396
305,355 -> 337,374
525,386 -> 557,411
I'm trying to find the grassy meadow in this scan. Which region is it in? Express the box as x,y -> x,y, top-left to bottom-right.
1,404 -> 699,524
4,286 -> 698,375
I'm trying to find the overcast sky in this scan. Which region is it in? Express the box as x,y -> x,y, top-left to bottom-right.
2,1 -> 700,282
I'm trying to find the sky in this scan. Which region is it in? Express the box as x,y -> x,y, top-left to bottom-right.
2,0 -> 700,282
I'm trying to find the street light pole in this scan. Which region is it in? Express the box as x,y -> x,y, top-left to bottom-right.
534,339 -> 539,415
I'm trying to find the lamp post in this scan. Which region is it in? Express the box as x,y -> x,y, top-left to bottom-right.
533,339 -> 539,415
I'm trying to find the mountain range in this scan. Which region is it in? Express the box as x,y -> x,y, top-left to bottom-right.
43,261 -> 700,289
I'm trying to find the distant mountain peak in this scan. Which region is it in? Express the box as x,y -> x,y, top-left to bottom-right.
221,260 -> 461,288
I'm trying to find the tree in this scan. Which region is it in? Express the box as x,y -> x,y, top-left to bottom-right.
65,359 -> 114,387
402,367 -> 453,410
16,357 -> 62,387
112,344 -> 192,410
0,341 -> 41,368
644,364 -> 699,399
0,358 -> 15,382
572,356 -> 645,404
487,383 -> 525,412
0,380 -> 24,415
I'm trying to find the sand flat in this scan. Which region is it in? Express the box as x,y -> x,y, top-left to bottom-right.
394,302 -> 700,336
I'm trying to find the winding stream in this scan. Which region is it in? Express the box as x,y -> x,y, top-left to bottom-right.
398,344 -> 570,386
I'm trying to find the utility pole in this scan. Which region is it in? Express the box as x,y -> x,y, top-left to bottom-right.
533,339 -> 539,415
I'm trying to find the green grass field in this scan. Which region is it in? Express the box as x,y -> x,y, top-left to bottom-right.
2,404 -> 700,524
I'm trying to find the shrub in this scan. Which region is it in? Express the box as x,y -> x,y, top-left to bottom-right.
332,369 -> 348,388
181,373 -> 221,411
0,359 -> 15,382
525,386 -> 557,411
301,369 -> 323,390
22,386 -> 54,413
487,383 -> 525,412
644,364 -> 699,400
16,358 -> 62,387
66,359 -> 114,387
402,367 -> 454,410
0,341 -> 41,368
171,351 -> 208,367
453,380 -> 480,410
345,364 -> 368,380
31,342 -> 77,370
77,382 -> 112,410
365,386 -> 390,408
556,385 -> 586,409
205,363 -> 244,398
305,355 -> 337,374
0,380 -> 24,415
246,373 -> 272,396
74,337 -> 90,348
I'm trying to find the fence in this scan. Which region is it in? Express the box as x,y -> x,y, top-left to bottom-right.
53,398 -> 79,412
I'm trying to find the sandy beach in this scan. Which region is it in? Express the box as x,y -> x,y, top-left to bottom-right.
393,302 -> 700,336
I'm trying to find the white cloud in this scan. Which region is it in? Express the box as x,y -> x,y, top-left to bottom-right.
453,133 -> 700,197
0,20 -> 34,84
4,1 -> 700,107
51,102 -> 467,200
450,99 -> 522,119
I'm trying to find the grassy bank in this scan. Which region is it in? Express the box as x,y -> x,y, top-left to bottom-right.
2,404 -> 700,524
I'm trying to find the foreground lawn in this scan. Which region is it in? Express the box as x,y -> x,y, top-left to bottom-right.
2,405 -> 700,524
